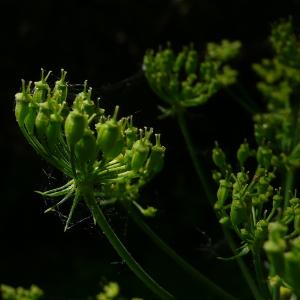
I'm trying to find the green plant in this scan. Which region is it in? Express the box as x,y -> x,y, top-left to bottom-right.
11,17 -> 300,300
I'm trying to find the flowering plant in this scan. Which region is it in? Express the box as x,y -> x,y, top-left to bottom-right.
8,17 -> 300,300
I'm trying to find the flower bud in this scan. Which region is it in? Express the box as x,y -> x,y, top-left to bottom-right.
237,142 -> 250,166
212,171 -> 222,182
131,138 -> 150,171
125,117 -> 138,148
35,102 -> 51,141
131,129 -> 152,171
64,110 -> 87,148
284,251 -> 300,295
254,220 -> 268,247
75,129 -> 97,166
24,103 -> 39,134
145,134 -> 166,175
47,114 -> 63,151
257,145 -> 272,169
173,48 -> 187,73
53,69 -> 68,103
15,80 -> 31,126
185,49 -> 198,74
219,216 -> 230,227
212,144 -> 226,169
33,69 -> 51,103
273,193 -> 283,210
215,179 -> 231,210
96,106 -> 124,160
230,199 -> 247,228
264,239 -> 286,276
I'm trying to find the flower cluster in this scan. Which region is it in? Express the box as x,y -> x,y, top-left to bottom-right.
143,40 -> 241,114
210,20 -> 300,298
15,70 -> 165,229
1,284 -> 43,300
212,140 -> 300,298
253,19 -> 300,165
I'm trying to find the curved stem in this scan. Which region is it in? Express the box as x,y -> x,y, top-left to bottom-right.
175,108 -> 263,300
125,202 -> 237,300
81,184 -> 174,300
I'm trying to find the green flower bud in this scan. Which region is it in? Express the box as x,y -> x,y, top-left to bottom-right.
212,144 -> 226,169
215,179 -> 231,210
273,193 -> 283,210
64,110 -> 87,148
125,117 -> 138,148
35,102 -> 51,141
212,170 -> 222,182
173,48 -> 187,73
33,69 -> 51,103
47,114 -> 63,151
230,199 -> 247,228
289,197 -> 300,207
254,220 -> 268,247
219,216 -> 231,227
24,102 -> 39,134
269,222 -> 288,241
237,142 -> 250,166
96,106 -> 124,160
169,76 -> 180,98
131,139 -> 150,171
284,251 -> 300,296
141,206 -> 157,217
53,69 -> 68,103
185,49 -> 198,74
145,134 -> 166,175
15,80 -> 32,126
257,145 -> 272,169
75,129 -> 97,166
264,239 -> 286,276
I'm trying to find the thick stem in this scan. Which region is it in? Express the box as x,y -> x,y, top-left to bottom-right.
125,202 -> 237,300
272,285 -> 280,300
175,108 -> 263,300
284,169 -> 294,209
253,251 -> 269,299
82,184 -> 174,300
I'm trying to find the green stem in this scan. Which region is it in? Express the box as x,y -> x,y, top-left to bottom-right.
175,108 -> 263,300
272,285 -> 280,300
253,251 -> 269,299
225,230 -> 264,300
176,108 -> 214,205
82,184 -> 174,300
125,202 -> 237,300
284,169 -> 294,209
225,86 -> 260,115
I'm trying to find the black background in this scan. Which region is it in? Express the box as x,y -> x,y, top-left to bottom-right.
1,1 -> 300,299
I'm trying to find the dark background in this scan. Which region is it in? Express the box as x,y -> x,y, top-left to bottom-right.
1,0 -> 300,299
